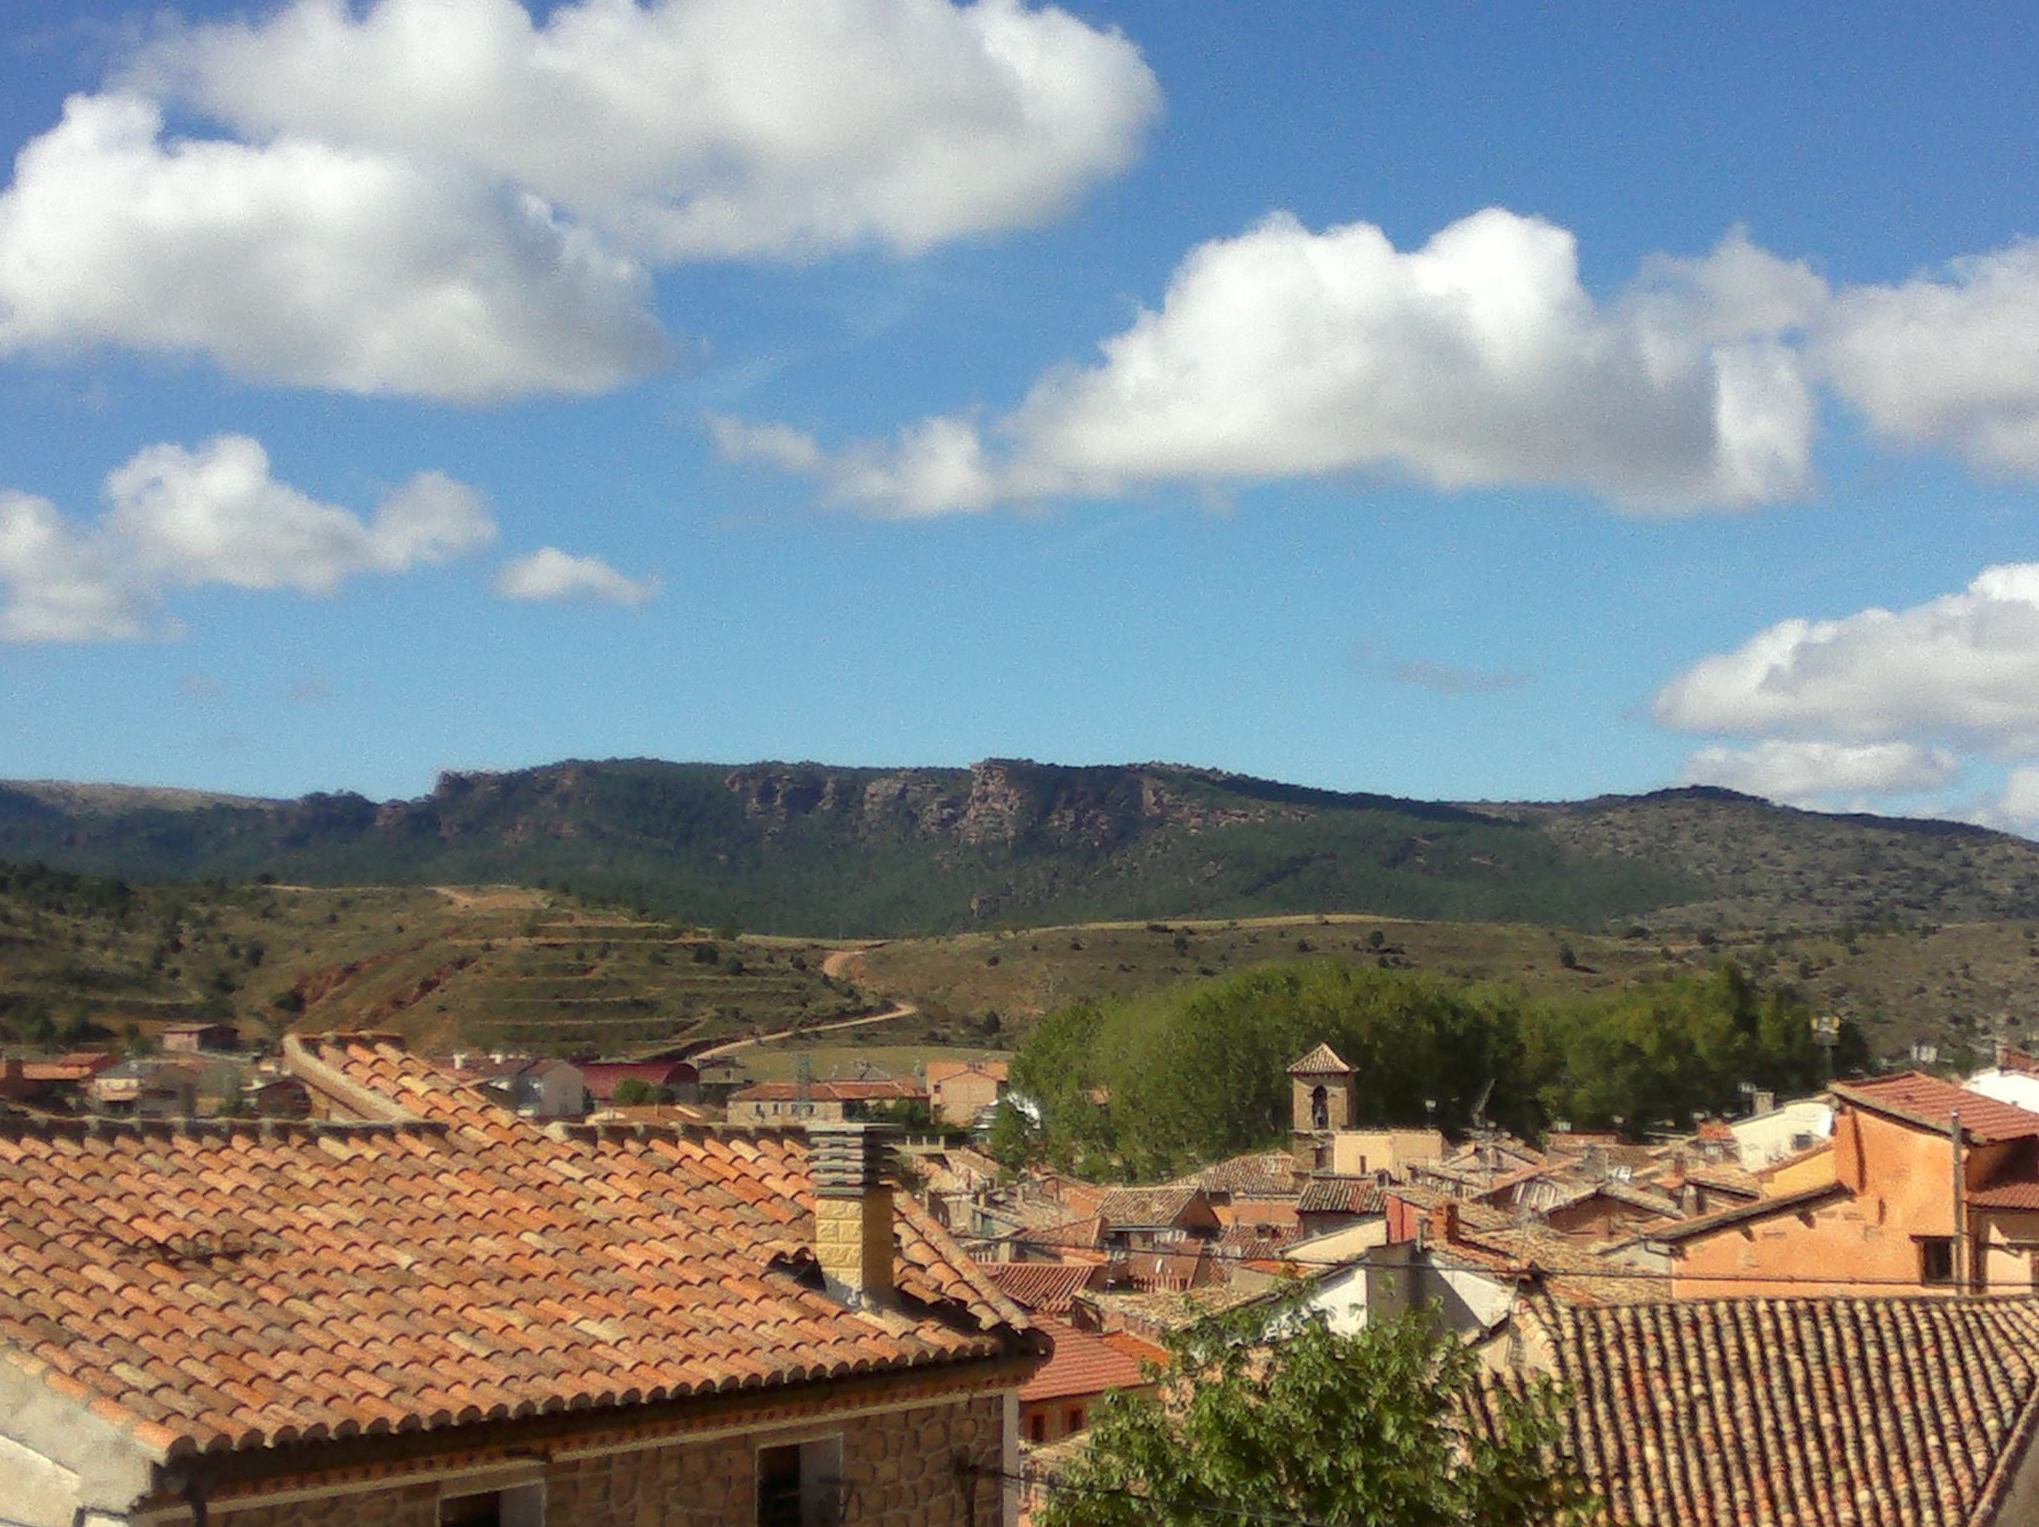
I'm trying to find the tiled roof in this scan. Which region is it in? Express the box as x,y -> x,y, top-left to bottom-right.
1383,1182 -> 1513,1233
1626,1180 -> 1851,1246
1996,1044 -> 2039,1078
0,1033 -> 1027,1462
729,1077 -> 928,1102
1214,1222 -> 1301,1255
1971,1181 -> 2039,1210
926,1060 -> 1009,1085
1471,1295 -> 2039,1527
1296,1176 -> 1385,1216
1681,1161 -> 1762,1199
1095,1185 -> 1208,1228
1082,1283 -> 1262,1334
975,1260 -> 1096,1315
585,1102 -> 714,1125
1171,1149 -> 1298,1199
1031,1215 -> 1107,1250
1833,1071 -> 2039,1144
1018,1317 -> 1154,1404
1109,1249 -> 1211,1292
577,1060 -> 697,1100
1287,1042 -> 1351,1076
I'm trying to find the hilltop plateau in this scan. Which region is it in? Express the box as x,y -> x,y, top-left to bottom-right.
5,757 -> 2035,937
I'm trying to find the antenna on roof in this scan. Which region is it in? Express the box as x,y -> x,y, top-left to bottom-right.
1469,1077 -> 1496,1177
1470,1077 -> 1494,1128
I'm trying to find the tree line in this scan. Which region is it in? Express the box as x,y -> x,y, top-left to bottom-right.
1000,959 -> 1866,1181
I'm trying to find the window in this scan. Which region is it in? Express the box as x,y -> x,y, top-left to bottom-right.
1066,1406 -> 1086,1432
440,1485 -> 543,1527
1029,1412 -> 1048,1443
757,1437 -> 843,1527
1920,1237 -> 1956,1285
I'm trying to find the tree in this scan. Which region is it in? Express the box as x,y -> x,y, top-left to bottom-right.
610,1077 -> 674,1107
985,1100 -> 1036,1173
1039,1302 -> 1592,1527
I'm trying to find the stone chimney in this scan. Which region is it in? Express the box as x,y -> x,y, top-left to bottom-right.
1427,1198 -> 1460,1247
810,1122 -> 896,1305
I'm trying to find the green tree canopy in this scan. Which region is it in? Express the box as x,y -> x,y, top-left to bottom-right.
1011,959 -> 1844,1178
1037,1301 -> 1592,1527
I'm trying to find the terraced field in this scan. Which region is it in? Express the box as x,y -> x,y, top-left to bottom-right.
0,873 -> 876,1056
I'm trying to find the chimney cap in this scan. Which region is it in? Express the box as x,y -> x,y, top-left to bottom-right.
809,1120 -> 899,1196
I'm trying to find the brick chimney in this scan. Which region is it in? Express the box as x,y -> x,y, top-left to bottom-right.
809,1122 -> 896,1305
1427,1198 -> 1460,1247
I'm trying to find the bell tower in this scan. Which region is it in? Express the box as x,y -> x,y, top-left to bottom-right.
1288,1042 -> 1355,1181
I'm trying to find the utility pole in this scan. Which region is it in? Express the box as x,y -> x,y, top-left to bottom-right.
1951,1108 -> 1968,1292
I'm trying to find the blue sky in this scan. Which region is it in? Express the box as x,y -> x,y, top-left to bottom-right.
3,2 -> 2039,824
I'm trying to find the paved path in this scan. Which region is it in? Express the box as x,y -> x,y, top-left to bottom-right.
692,1001 -> 917,1060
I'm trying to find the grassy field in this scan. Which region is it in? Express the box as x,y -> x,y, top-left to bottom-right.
727,1042 -> 1013,1084
850,915 -> 1676,1029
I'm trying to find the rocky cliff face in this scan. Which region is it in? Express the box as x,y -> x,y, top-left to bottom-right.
718,758 -> 1263,850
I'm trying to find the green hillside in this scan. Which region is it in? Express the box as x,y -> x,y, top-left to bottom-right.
0,865 -> 867,1055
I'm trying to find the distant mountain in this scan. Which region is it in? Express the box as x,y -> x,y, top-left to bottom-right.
2,758 -> 2034,936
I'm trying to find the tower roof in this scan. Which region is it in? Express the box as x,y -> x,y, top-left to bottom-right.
1287,1042 -> 1352,1077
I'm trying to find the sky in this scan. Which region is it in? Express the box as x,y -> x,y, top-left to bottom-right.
3,2 -> 2039,827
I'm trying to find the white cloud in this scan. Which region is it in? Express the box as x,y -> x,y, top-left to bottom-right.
0,491 -> 154,643
720,211 -> 1825,515
1815,240 -> 2039,474
2,1 -> 1155,400
1680,739 -> 1959,806
105,437 -> 495,593
139,0 -> 1160,262
0,94 -> 663,401
1654,564 -> 2039,755
0,435 -> 495,642
495,547 -> 660,607
1993,769 -> 2039,833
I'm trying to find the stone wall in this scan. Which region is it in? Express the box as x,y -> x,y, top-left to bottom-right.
221,1478 -> 440,1527
213,1395 -> 1007,1526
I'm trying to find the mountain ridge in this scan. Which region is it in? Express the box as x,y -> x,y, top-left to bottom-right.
2,757 -> 2032,936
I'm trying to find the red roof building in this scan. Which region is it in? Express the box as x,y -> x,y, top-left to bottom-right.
0,1031 -> 1038,1522
1017,1316 -> 1163,1446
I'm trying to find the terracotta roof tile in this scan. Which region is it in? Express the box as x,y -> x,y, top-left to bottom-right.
1296,1176 -> 1386,1216
1030,1216 -> 1107,1251
1286,1043 -> 1351,1077
1468,1295 -> 2039,1526
1625,1180 -> 1851,1246
1017,1316 -> 1153,1404
729,1078 -> 927,1103
0,1034 -> 1027,1460
1095,1186 -> 1208,1228
1170,1150 -> 1298,1199
973,1260 -> 1096,1315
1833,1071 -> 2039,1144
